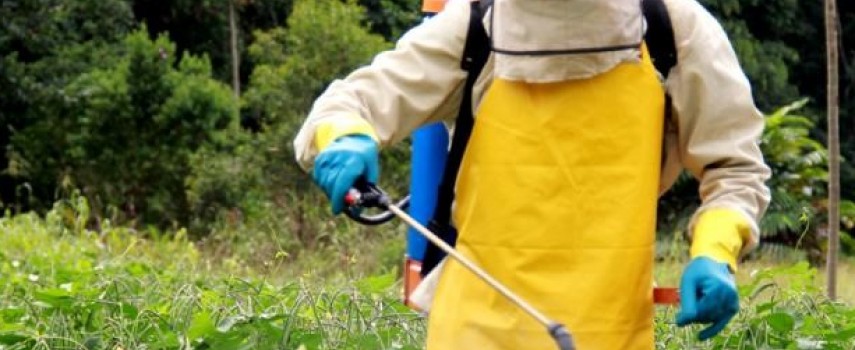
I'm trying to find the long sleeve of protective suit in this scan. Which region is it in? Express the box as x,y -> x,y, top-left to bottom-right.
662,0 -> 771,270
293,0 -> 770,267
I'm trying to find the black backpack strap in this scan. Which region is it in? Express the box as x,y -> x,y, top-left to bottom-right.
642,0 -> 677,79
421,0 -> 491,277
641,0 -> 678,159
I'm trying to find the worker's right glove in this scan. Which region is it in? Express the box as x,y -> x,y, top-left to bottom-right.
312,134 -> 380,215
676,208 -> 753,341
676,256 -> 739,341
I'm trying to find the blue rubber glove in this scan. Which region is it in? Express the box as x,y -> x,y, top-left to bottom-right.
676,256 -> 739,341
312,134 -> 380,215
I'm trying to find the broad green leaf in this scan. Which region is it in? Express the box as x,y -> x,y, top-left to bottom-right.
125,262 -> 152,277
755,301 -> 777,314
356,273 -> 395,294
0,307 -> 25,322
118,301 -> 139,319
291,332 -> 323,349
188,311 -> 217,341
766,312 -> 795,333
33,288 -> 75,309
148,331 -> 181,350
829,327 -> 855,341
207,331 -> 252,350
0,331 -> 32,345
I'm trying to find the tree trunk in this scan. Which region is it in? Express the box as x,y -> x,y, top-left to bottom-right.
825,0 -> 840,301
229,0 -> 240,99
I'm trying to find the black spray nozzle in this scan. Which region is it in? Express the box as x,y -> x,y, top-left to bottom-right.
343,179 -> 409,225
344,179 -> 389,209
548,323 -> 576,350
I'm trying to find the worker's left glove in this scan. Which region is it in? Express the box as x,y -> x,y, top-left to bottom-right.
676,208 -> 754,341
676,257 -> 738,340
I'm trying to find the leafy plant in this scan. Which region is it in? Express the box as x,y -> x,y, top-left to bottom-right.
186,0 -> 410,241
3,196 -> 855,350
757,99 -> 855,263
242,0 -> 390,128
657,262 -> 855,349
0,0 -> 135,214
0,198 -> 424,350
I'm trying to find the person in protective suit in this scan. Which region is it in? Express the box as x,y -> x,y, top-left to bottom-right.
293,0 -> 771,348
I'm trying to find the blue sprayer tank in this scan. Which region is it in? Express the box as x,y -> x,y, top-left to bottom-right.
407,123 -> 448,261
402,0 -> 449,310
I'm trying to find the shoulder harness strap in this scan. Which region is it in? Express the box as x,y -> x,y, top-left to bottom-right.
642,0 -> 677,79
421,0 -> 491,276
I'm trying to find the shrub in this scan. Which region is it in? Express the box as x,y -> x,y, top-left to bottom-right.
7,26 -> 237,228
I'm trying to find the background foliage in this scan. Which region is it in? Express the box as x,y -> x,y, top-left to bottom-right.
0,0 -> 853,262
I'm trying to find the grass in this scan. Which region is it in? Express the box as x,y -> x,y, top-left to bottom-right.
654,261 -> 855,349
2,200 -> 854,349
0,209 -> 424,350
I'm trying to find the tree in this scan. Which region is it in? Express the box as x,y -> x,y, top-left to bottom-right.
698,1 -> 853,209
698,0 -> 802,111
357,0 -> 422,40
130,0 -> 305,95
186,0 -> 394,235
1,0 -> 135,212
242,0 -> 390,128
824,0 -> 840,300
7,27 -> 237,227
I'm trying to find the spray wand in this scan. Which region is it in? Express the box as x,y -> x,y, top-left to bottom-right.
344,180 -> 576,350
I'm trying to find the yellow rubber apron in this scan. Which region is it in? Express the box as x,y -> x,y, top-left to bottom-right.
426,47 -> 665,349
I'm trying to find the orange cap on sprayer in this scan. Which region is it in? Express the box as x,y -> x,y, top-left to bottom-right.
422,0 -> 447,13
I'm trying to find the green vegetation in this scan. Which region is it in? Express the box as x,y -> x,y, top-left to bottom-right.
2,198 -> 854,349
656,262 -> 855,350
0,198 -> 424,350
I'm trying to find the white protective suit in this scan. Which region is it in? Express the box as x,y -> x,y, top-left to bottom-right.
293,0 -> 771,348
